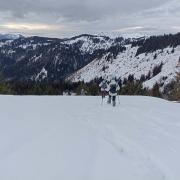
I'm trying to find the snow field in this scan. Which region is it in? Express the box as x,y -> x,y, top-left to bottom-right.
0,96 -> 180,180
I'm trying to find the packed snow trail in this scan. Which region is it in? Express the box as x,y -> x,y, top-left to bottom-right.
0,96 -> 180,180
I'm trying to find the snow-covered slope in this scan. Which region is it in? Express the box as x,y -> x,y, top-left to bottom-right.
0,95 -> 180,180
69,45 -> 180,89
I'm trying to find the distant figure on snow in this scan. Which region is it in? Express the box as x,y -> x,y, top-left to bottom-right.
81,88 -> 87,96
99,78 -> 108,99
107,76 -> 120,107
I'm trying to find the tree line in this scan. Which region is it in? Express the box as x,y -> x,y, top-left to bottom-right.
0,78 -> 170,99
0,73 -> 179,100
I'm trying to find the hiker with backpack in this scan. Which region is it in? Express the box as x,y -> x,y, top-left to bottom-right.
99,77 -> 108,99
107,76 -> 120,107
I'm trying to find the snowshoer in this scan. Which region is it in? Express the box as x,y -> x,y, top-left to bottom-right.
81,88 -> 87,96
107,76 -> 120,106
99,78 -> 108,99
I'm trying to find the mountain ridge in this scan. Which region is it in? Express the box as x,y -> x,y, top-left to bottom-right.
0,33 -> 179,91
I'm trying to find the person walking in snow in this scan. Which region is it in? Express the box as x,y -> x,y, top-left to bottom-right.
81,88 -> 87,96
99,78 -> 108,99
107,76 -> 120,107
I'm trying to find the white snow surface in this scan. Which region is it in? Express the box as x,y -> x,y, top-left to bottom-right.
69,45 -> 180,89
0,95 -> 180,180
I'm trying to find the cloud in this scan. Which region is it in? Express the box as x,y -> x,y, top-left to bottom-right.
113,27 -> 145,32
172,26 -> 180,30
0,23 -> 64,31
0,0 -> 179,37
0,0 -> 169,21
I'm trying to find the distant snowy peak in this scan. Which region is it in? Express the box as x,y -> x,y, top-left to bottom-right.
63,34 -> 115,54
0,34 -> 23,40
62,34 -> 146,55
103,31 -> 149,39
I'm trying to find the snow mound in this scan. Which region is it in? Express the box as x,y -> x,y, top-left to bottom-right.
0,96 -> 180,180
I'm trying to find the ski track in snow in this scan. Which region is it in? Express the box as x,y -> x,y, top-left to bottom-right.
0,96 -> 180,180
79,100 -> 171,180
66,96 -> 180,180
76,97 -> 180,180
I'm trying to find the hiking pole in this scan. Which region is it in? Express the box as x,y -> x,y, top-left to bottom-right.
101,96 -> 103,106
101,91 -> 106,106
101,92 -> 104,106
118,94 -> 120,105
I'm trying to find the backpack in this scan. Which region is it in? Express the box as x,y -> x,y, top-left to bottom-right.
110,83 -> 117,94
101,81 -> 107,89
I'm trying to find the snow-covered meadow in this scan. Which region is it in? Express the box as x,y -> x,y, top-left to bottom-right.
0,95 -> 180,180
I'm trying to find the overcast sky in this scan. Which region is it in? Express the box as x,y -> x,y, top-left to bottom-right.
0,0 -> 180,37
